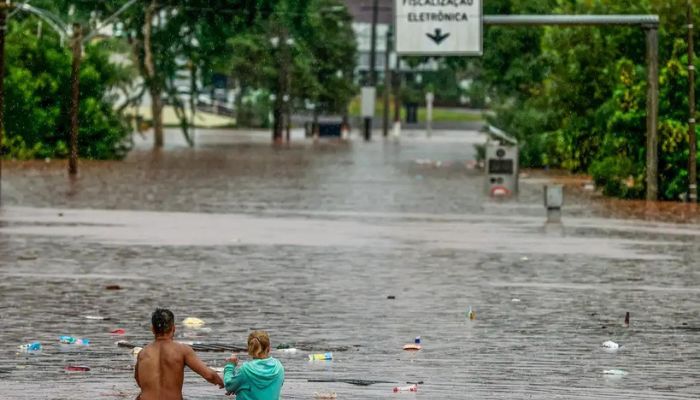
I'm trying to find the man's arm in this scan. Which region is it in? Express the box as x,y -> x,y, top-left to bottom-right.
183,345 -> 224,388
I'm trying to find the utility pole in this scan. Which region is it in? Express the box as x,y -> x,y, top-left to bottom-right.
69,23 -> 82,176
364,0 -> 378,141
689,0 -> 698,202
382,26 -> 391,138
0,1 -> 7,205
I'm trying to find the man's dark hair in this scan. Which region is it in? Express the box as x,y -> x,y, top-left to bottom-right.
151,308 -> 175,335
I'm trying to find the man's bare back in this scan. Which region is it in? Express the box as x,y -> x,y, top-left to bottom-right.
136,309 -> 223,400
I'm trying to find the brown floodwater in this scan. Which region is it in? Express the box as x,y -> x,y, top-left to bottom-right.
0,129 -> 698,399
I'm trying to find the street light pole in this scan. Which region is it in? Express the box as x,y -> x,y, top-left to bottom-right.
382,26 -> 391,138
69,23 -> 82,176
688,0 -> 697,202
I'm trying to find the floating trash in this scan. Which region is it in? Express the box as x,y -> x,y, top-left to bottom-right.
276,348 -> 298,354
403,336 -> 422,351
512,298 -> 521,302
183,317 -> 206,328
59,336 -> 89,346
105,285 -> 122,290
624,312 -> 630,326
393,384 -> 418,393
603,369 -> 627,376
18,342 -> 42,353
131,347 -> 143,357
313,392 -> 337,399
467,306 -> 476,320
387,295 -> 396,300
65,365 -> 90,372
602,341 -> 620,350
520,256 -> 529,261
85,315 -> 110,321
110,329 -> 126,335
308,352 -> 333,361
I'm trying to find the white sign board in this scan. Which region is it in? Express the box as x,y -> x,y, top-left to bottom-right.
361,87 -> 376,118
395,0 -> 483,56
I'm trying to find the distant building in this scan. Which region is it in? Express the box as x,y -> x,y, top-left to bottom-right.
343,0 -> 438,82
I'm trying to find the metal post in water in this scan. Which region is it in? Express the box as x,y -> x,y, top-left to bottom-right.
688,1 -> 698,202
544,185 -> 564,223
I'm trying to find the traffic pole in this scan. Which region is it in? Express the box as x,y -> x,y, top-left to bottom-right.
688,0 -> 697,202
382,26 -> 391,138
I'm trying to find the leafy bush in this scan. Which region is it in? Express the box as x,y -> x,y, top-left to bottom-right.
3,21 -> 131,160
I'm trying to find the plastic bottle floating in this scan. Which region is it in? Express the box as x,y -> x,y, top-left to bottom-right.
393,384 -> 418,393
183,317 -> 206,328
308,352 -> 333,361
403,336 -> 422,351
467,306 -> 476,320
19,342 -> 42,353
59,336 -> 90,346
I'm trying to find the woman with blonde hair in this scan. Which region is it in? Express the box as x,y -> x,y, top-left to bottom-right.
224,330 -> 284,399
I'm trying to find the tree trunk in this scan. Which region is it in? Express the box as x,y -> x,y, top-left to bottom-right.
272,100 -> 283,143
144,0 -> 163,148
69,24 -> 82,176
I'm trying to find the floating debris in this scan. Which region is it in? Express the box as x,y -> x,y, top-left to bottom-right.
602,341 -> 620,350
308,352 -> 333,361
183,317 -> 206,328
65,365 -> 91,372
85,315 -> 110,321
313,392 -> 337,399
308,379 -> 394,386
393,384 -> 418,393
467,306 -> 476,320
18,342 -> 42,353
105,285 -> 122,291
603,369 -> 627,376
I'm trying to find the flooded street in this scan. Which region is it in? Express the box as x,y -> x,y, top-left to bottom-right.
1,129 -> 699,399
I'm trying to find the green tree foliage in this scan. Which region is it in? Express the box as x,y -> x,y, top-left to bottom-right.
470,0 -> 700,200
3,19 -> 131,159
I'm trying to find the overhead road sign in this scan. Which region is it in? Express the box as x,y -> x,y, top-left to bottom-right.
395,0 -> 483,56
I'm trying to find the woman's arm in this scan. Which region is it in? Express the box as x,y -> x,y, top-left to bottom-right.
223,362 -> 246,394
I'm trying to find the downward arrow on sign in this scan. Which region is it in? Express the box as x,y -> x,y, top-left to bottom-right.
426,29 -> 450,45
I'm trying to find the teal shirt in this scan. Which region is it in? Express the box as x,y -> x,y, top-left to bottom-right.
224,357 -> 284,400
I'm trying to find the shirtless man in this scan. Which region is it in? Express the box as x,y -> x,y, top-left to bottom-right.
135,308 -> 223,399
